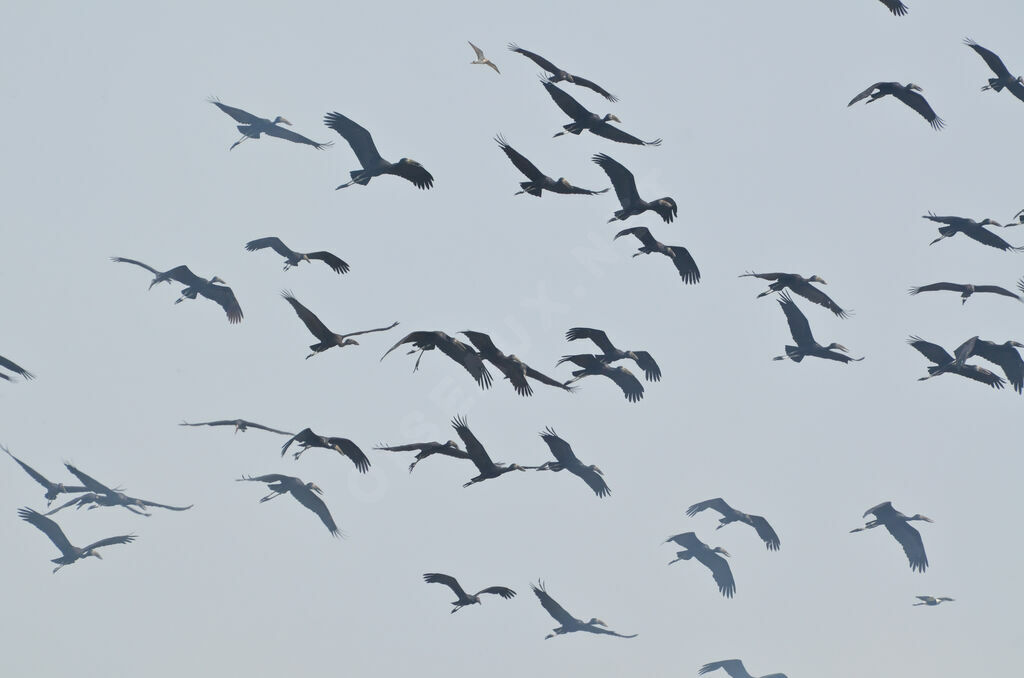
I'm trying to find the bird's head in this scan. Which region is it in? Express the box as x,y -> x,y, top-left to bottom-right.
1007,341 -> 1024,349
713,547 -> 731,557
508,464 -> 527,472
587,618 -> 607,627
910,514 -> 933,523
307,482 -> 324,495
1018,76 -> 1024,85
657,198 -> 675,208
399,158 -> 423,167
981,218 -> 1004,227
826,343 -> 850,353
907,83 -> 924,92
809,275 -> 827,284
444,440 -> 460,449
604,114 -> 621,124
272,117 -> 292,126
589,465 -> 604,476
210,276 -> 227,285
558,177 -> 571,187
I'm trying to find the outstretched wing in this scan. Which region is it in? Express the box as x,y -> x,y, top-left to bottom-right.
539,428 -> 582,466
82,534 -> 137,552
908,282 -> 964,295
208,98 -> 263,124
64,463 -> 115,494
777,292 -> 815,347
542,81 -> 592,121
468,41 -> 485,61
591,122 -> 661,146
384,160 -> 434,190
291,486 -> 341,537
328,438 -> 371,474
477,586 -> 516,599
848,82 -> 884,106
606,367 -> 644,402
885,521 -> 928,572
750,515 -> 781,551
963,226 -> 1021,252
524,364 -> 574,392
0,355 -> 34,380
245,237 -> 294,258
632,351 -> 661,382
436,337 -> 493,389
531,581 -> 577,625
908,336 -> 953,365
706,553 -> 737,598
964,38 -> 1013,80
891,87 -> 944,130
3,446 -> 55,490
451,415 -> 493,473
592,153 -> 640,209
340,322 -> 399,341
699,659 -> 754,678
307,251 -> 350,274
18,507 -> 74,556
423,572 -> 468,598
160,265 -> 207,287
666,246 -> 701,285
613,226 -> 657,249
565,327 -> 616,354
237,473 -> 296,484
110,256 -> 161,276
323,111 -> 385,169
879,0 -> 908,16
495,134 -> 545,182
261,125 -> 333,150
197,284 -> 244,324
570,74 -> 618,102
134,498 -> 193,511
686,497 -> 734,518
281,429 -> 321,457
282,291 -> 334,342
508,44 -> 561,75
973,285 -> 1021,300
791,281 -> 849,318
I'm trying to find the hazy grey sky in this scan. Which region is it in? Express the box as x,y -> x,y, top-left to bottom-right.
3,1 -> 1023,676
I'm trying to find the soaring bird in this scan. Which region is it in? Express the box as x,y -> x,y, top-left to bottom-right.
773,293 -> 862,363
3,446 -> 87,505
593,153 -> 677,224
740,271 -> 849,317
495,135 -> 608,197
908,336 -> 1006,389
914,596 -> 954,607
374,440 -> 470,473
665,532 -> 736,598
461,330 -> 573,397
565,327 -> 661,382
324,111 -> 433,189
451,416 -> 530,487
468,41 -> 500,73
179,419 -> 293,435
922,212 -> 1022,252
851,501 -> 932,572
541,81 -> 660,146
281,291 -> 397,359
558,354 -> 644,402
613,226 -> 700,284
508,44 -> 617,101
848,82 -> 944,129
280,428 -> 370,473
111,257 -> 244,324
957,337 -> 1024,393
208,98 -> 333,150
877,0 -> 908,16
0,354 -> 34,382
381,330 -> 493,389
18,507 -> 136,573
686,498 -> 780,551
699,659 -> 788,678
237,474 -> 341,537
531,581 -> 637,639
245,237 -> 349,274
62,463 -> 192,516
908,281 -> 1022,305
423,573 -> 516,612
964,39 -> 1024,104
536,428 -> 609,497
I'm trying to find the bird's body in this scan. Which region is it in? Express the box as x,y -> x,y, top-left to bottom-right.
536,428 -> 609,497
461,331 -> 572,397
908,282 -> 1022,305
237,473 -> 341,537
593,153 -> 676,223
324,111 -> 433,190
773,293 -> 862,363
740,271 -> 849,317
908,336 -> 1006,389
374,440 -> 470,473
558,354 -> 644,402
665,532 -> 736,598
923,212 -> 1021,251
246,237 -> 349,274
565,327 -> 661,382
61,463 -> 192,516
18,507 -> 136,573
914,595 -> 954,607
508,44 -> 617,101
686,498 -> 780,551
3,446 -> 87,505
541,81 -> 659,146
614,226 -> 700,284
281,428 -> 370,473
958,337 -> 1024,393
495,135 -> 607,197
381,330 -> 493,389
451,415 -> 530,487
208,98 -> 333,150
179,419 -> 293,435
468,41 -> 500,73
423,572 -> 515,612
964,39 -> 1024,104
0,354 -> 34,382
848,82 -> 944,129
111,257 -> 243,324
699,659 -> 788,678
531,581 -> 637,639
851,501 -> 932,572
282,291 -> 397,359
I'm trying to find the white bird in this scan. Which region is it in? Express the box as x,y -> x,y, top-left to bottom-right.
468,41 -> 500,73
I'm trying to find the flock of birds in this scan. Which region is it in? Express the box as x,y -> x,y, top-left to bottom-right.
7,5 -> 1021,672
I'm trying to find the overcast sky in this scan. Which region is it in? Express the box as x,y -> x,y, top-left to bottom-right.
2,1 -> 1023,676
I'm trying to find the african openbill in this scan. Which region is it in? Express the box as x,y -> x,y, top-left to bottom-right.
557,355 -> 644,402
381,330 -> 493,389
423,573 -> 516,612
111,257 -> 244,324
536,428 -> 609,497
613,226 -> 700,284
281,428 -> 370,473
461,330 -> 573,397
282,291 -> 397,359
914,596 -> 954,606
773,293 -> 862,363
237,474 -> 341,537
964,39 -> 1024,104
699,659 -> 788,678
451,415 -> 530,487
852,501 -> 932,572
908,336 -> 1006,389
179,419 -> 293,435
468,42 -> 499,73
740,271 -> 849,317
374,440 -> 470,473
18,507 -> 136,573
531,581 -> 637,639
686,498 -> 780,551
958,337 -> 1024,393
62,463 -> 192,516
495,135 -> 608,197
908,281 -> 1022,305
324,111 -> 434,189
665,532 -> 736,598
508,44 -> 617,101
592,153 -> 677,223
541,81 -> 660,146
208,98 -> 333,150
922,212 -> 1022,252
848,82 -> 944,129
245,237 -> 349,274
565,327 -> 661,381
877,0 -> 908,16
3,445 -> 87,505
0,354 -> 34,382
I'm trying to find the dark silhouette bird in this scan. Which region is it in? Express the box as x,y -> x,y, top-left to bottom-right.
908,336 -> 1006,389
877,0 -> 908,16
208,98 -> 333,151
531,581 -> 637,639
541,81 -> 660,146
237,474 -> 341,537
964,39 -> 1024,104
848,82 -> 944,129
613,226 -> 700,284
914,596 -> 954,607
773,293 -> 862,363
508,44 -> 617,101
558,354 -> 644,402
62,463 -> 193,516
495,135 -> 608,197
957,337 -> 1024,393
423,573 -> 516,612
18,507 -> 136,573
451,416 -> 530,487
111,257 -> 243,324
460,331 -> 573,397
565,327 -> 660,382
324,111 -> 433,189
374,440 -> 470,473
699,659 -> 788,678
665,532 -> 736,598
468,41 -> 500,73
740,271 -> 849,317
908,281 -> 1022,305
535,428 -> 609,497
686,498 -> 780,551
0,354 -> 34,382
922,212 -> 1022,252
179,419 -> 293,435
3,445 -> 87,505
851,501 -> 932,572
245,237 -> 349,274
592,153 -> 677,223
281,291 -> 397,359
381,330 -> 493,389
280,428 -> 370,473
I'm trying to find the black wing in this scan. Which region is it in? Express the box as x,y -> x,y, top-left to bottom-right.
572,465 -> 610,498
245,237 -> 295,259
570,74 -> 618,102
704,552 -> 737,598
972,285 -> 1022,300
964,38 -> 1013,80
282,291 -> 334,342
665,246 -> 701,284
605,366 -> 645,402
790,281 -> 849,317
885,520 -> 928,572
436,337 -> 494,389
495,134 -> 545,182
613,226 -> 657,249
323,111 -> 385,169
508,44 -> 561,75
423,572 -> 468,598
908,282 -> 965,295
891,87 -> 945,130
159,265 -> 207,287
385,160 -> 434,190
197,284 -> 244,324
969,340 -> 1024,393
0,355 -> 34,380
879,0 -> 908,16
327,438 -> 371,474
4,446 -> 56,490
81,534 -> 137,552
632,351 -> 661,382
565,327 -> 617,354
686,497 -> 734,518
524,364 -> 574,392
281,428 -> 322,457
531,581 -> 577,625
110,256 -> 161,276
908,336 -> 953,365
18,507 -> 75,556
261,125 -> 333,150
749,515 -> 781,551
340,322 -> 400,341
237,473 -> 298,484
592,153 -> 640,209
133,498 -> 193,511
699,660 -> 755,678
539,428 -> 582,466
541,81 -> 592,121
307,251 -> 350,274
64,463 -> 115,495
179,420 -> 294,436
848,82 -> 886,106
290,485 -> 341,537
777,292 -> 815,348
591,121 -> 662,146
451,416 -> 494,473
208,98 -> 263,124
963,226 -> 1022,251
477,586 -> 516,599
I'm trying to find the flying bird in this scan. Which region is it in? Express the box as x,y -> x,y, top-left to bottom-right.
245,237 -> 349,274
848,82 -> 944,130
208,98 -> 333,150
851,501 -> 932,572
593,153 -> 677,223
381,330 -> 493,389
773,293 -> 862,363
535,428 -> 609,497
237,474 -> 341,537
908,282 -> 1022,305
508,43 -> 618,101
922,212 -> 1022,252
468,41 -> 500,73
565,327 -> 661,382
423,572 -> 516,612
451,416 -> 530,487
558,354 -> 644,402
957,337 -> 1024,393
280,428 -> 370,473
914,596 -> 954,607
111,257 -> 243,324
740,271 -> 849,317
0,354 -> 34,382
374,440 -> 470,473
62,463 -> 193,516
281,291 -> 397,359
495,135 -> 608,197
461,330 -> 573,397
541,81 -> 660,146
908,336 -> 1006,389
665,532 -> 736,598
324,111 -> 434,189
179,419 -> 293,435
531,581 -> 637,639
699,659 -> 788,678
877,0 -> 908,16
3,445 -> 87,505
18,507 -> 136,573
613,226 -> 700,284
686,498 -> 780,551
964,39 -> 1024,104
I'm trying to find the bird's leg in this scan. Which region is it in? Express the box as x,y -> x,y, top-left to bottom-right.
293,446 -> 307,460
229,135 -> 250,151
259,491 -> 282,503
928,235 -> 947,246
52,563 -> 66,574
756,290 -> 772,298
123,505 -> 151,517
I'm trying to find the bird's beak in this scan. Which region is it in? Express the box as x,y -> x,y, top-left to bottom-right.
278,117 -> 293,126
608,115 -> 621,123
922,516 -> 934,523
93,552 -> 103,560
834,344 -> 850,353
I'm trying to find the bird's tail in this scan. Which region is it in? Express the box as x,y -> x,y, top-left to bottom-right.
349,170 -> 371,185
783,346 -> 804,362
519,182 -> 543,197
987,78 -> 1005,92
